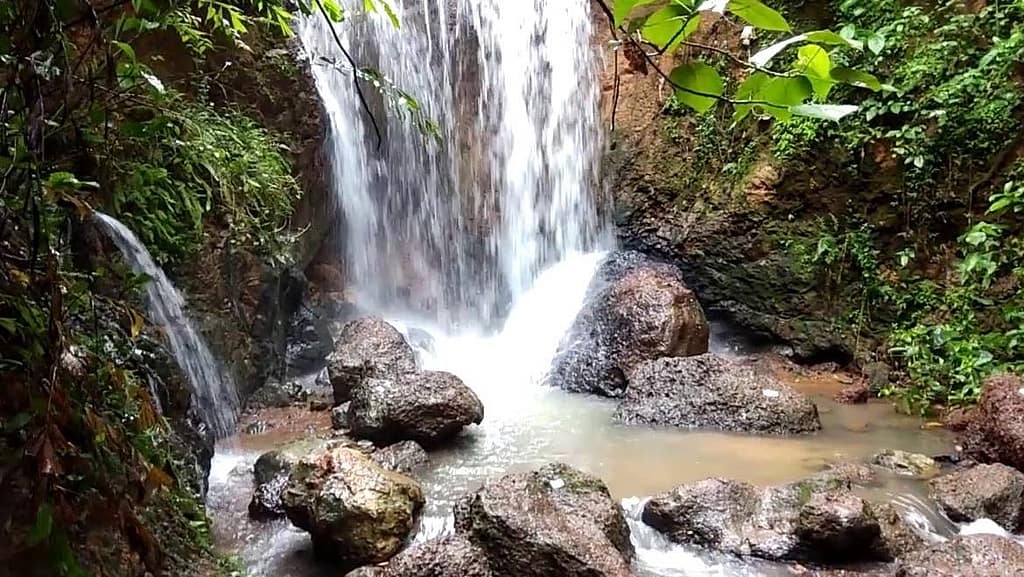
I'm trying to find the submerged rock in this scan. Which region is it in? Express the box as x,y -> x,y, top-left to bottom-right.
928,464 -> 1024,532
348,371 -> 483,447
894,534 -> 1024,576
641,466 -> 918,564
327,317 -> 418,404
614,354 -> 821,434
871,449 -> 939,478
455,463 -> 634,577
282,446 -> 424,566
370,440 -> 429,476
550,251 -> 709,397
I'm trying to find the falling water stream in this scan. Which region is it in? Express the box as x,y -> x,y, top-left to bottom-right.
206,2 -> 978,576
94,213 -> 238,438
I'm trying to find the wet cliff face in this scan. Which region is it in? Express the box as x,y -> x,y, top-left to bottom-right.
594,10 -> 869,364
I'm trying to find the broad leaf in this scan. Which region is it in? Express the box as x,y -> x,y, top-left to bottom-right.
790,103 -> 859,121
750,34 -> 806,67
614,0 -> 661,26
733,72 -> 770,122
830,67 -> 882,91
795,44 -> 832,99
642,6 -> 699,51
697,0 -> 729,12
805,30 -> 863,50
669,61 -> 725,113
759,76 -> 812,120
727,0 -> 790,32
866,33 -> 886,55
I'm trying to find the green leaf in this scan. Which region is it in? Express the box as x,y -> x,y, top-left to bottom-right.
112,40 -> 137,63
642,6 -> 699,51
319,0 -> 345,22
805,30 -> 862,50
866,33 -> 885,55
669,61 -> 724,113
759,76 -> 812,121
614,0 -> 659,26
750,34 -> 806,67
795,44 -> 833,99
790,103 -> 859,121
829,67 -> 882,91
732,72 -> 769,122
727,0 -> 790,32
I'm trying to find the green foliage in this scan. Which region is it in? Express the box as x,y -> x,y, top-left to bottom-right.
107,97 -> 300,265
886,178 -> 1024,413
610,0 -> 879,119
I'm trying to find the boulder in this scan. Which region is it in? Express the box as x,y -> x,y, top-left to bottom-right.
614,354 -> 821,434
895,534 -> 1024,576
641,467 -> 912,564
550,251 -> 709,397
455,463 -> 634,577
958,374 -> 1024,471
928,464 -> 1024,532
346,535 -> 493,577
348,371 -> 483,447
370,441 -> 429,476
871,449 -> 939,478
282,446 -> 424,566
248,376 -> 306,409
249,449 -> 298,520
873,502 -> 929,560
328,318 -> 418,404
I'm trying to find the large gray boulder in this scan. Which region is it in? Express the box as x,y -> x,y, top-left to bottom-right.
348,371 -> 483,447
328,317 -> 418,404
895,534 -> 1024,576
614,354 -> 821,434
928,464 -> 1024,532
346,535 -> 493,577
455,463 -> 634,577
641,466 -> 922,564
550,251 -> 709,397
281,445 -> 424,566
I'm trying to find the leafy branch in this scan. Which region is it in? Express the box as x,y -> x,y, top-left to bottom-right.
596,0 -> 885,122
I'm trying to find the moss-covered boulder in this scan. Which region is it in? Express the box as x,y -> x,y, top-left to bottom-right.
281,446 -> 424,566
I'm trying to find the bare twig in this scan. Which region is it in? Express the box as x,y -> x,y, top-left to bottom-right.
313,0 -> 384,151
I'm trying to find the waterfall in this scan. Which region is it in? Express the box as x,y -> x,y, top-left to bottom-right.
94,213 -> 238,438
299,0 -> 606,327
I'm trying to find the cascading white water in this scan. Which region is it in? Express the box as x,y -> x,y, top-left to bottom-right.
94,213 -> 238,438
299,0 -> 606,326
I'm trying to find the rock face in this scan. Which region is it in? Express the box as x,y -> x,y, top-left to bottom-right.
614,354 -> 821,434
347,371 -> 484,447
282,446 -> 424,566
455,463 -> 634,577
550,251 -> 709,397
871,449 -> 939,478
346,535 -> 493,577
928,464 -> 1024,532
641,467 -> 920,564
327,318 -> 418,404
960,374 -> 1024,472
894,534 -> 1024,577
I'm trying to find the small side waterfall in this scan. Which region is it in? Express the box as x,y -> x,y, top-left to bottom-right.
299,0 -> 606,327
94,213 -> 238,438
